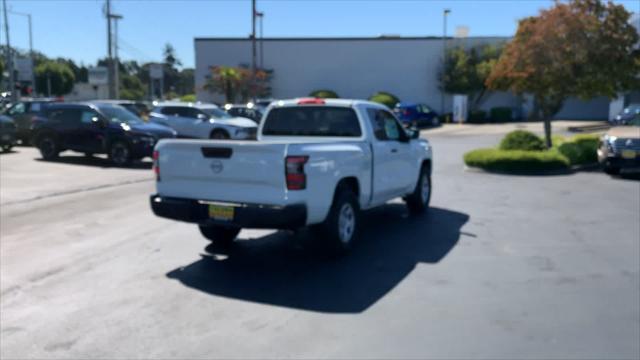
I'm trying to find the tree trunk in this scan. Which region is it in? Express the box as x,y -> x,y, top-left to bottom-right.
543,118 -> 552,149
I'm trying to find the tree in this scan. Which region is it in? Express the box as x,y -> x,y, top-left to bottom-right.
440,44 -> 502,110
204,65 -> 272,103
486,0 -> 640,148
120,74 -> 146,100
368,91 -> 400,108
35,61 -> 75,96
163,43 -> 181,69
309,89 -> 339,98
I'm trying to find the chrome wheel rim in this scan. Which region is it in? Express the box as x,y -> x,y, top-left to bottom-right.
338,203 -> 355,244
421,173 -> 430,204
111,143 -> 129,165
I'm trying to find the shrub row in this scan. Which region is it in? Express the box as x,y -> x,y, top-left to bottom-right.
464,148 -> 570,173
554,134 -> 599,165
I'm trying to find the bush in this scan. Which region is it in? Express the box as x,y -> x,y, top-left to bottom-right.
464,148 -> 569,172
368,91 -> 400,108
555,134 -> 599,165
309,89 -> 339,99
468,110 -> 487,123
490,107 -> 513,122
180,94 -> 197,102
499,130 -> 545,151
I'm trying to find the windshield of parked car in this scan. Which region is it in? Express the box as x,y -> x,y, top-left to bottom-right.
262,106 -> 362,137
201,107 -> 232,119
97,104 -> 144,125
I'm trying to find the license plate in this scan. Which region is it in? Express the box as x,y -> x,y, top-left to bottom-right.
622,150 -> 637,159
208,204 -> 234,221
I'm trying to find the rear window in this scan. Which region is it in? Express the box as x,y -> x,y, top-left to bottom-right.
262,106 -> 361,137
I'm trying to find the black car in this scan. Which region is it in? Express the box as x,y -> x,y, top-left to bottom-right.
0,115 -> 17,152
224,104 -> 264,123
2,98 -> 59,143
31,102 -> 177,166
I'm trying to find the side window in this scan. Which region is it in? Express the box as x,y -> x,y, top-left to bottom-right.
181,107 -> 201,119
30,102 -> 42,113
80,110 -> 100,124
160,107 -> 180,116
366,108 -> 405,141
8,102 -> 26,116
48,109 -> 82,125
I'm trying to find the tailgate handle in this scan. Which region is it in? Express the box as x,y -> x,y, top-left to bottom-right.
201,147 -> 233,158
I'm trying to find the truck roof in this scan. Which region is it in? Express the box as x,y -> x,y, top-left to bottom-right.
274,98 -> 389,109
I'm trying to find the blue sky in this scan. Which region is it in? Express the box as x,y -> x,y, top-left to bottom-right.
5,0 -> 639,68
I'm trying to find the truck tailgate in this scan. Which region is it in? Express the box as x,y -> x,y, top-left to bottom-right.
155,139 -> 288,205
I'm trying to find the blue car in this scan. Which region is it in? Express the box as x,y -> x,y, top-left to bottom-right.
393,103 -> 440,128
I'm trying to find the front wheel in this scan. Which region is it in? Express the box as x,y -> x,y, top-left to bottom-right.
109,141 -> 131,166
405,166 -> 431,214
198,225 -> 240,247
38,136 -> 59,160
210,130 -> 230,140
604,165 -> 620,175
2,145 -> 12,153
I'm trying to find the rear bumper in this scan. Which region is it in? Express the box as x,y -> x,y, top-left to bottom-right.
604,156 -> 640,169
150,194 -> 307,229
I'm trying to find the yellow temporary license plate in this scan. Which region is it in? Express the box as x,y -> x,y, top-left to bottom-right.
208,205 -> 234,221
622,150 -> 637,159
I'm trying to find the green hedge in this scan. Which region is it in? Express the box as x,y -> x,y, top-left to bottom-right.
468,110 -> 487,123
490,107 -> 513,122
180,94 -> 197,102
499,130 -> 545,151
555,134 -> 599,165
464,148 -> 570,172
309,89 -> 339,99
368,91 -> 400,108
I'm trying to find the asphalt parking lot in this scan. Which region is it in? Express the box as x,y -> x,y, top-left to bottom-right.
1,125 -> 639,359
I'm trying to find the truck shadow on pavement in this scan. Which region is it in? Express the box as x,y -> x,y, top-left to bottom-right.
166,205 -> 469,313
35,155 -> 152,169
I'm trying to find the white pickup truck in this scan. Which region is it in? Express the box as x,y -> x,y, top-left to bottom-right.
150,98 -> 433,253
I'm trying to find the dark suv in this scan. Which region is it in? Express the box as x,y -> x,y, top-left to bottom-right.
32,102 -> 177,166
2,98 -> 59,143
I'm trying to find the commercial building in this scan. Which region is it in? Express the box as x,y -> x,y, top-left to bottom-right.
194,36 -> 627,120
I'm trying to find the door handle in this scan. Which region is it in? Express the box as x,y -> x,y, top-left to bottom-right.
391,148 -> 398,153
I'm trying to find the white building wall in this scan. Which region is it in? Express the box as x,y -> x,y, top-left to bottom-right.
195,37 -> 609,120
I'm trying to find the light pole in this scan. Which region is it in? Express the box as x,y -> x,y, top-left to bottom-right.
251,0 -> 257,102
256,11 -> 264,70
441,9 -> 450,117
9,10 -> 35,96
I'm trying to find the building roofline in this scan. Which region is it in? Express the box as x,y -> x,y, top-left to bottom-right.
194,36 -> 510,42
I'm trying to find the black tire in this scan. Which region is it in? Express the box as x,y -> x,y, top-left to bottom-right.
84,152 -> 94,158
210,130 -> 230,140
198,225 -> 240,247
405,166 -> 431,215
109,141 -> 131,166
314,186 -> 360,255
2,145 -> 12,153
38,135 -> 59,160
604,166 -> 620,175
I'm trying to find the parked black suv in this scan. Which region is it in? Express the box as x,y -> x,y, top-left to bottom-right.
32,102 -> 177,166
2,98 -> 59,143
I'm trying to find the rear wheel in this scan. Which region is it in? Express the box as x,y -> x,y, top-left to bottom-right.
405,166 -> 431,214
210,130 -> 230,140
109,141 -> 131,166
38,135 -> 59,160
314,186 -> 360,255
198,225 -> 240,247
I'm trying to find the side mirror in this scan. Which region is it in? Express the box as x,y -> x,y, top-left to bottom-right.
197,113 -> 209,121
410,128 -> 420,139
91,116 -> 105,127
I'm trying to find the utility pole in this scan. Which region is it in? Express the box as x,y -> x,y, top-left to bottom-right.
441,9 -> 451,117
111,13 -> 122,99
9,11 -> 35,96
105,0 -> 115,98
3,0 -> 16,102
251,0 -> 257,102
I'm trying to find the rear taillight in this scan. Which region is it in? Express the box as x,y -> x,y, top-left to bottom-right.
285,156 -> 309,190
153,150 -> 160,181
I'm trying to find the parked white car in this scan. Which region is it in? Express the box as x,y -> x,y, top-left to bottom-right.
150,98 -> 433,254
149,102 -> 257,140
